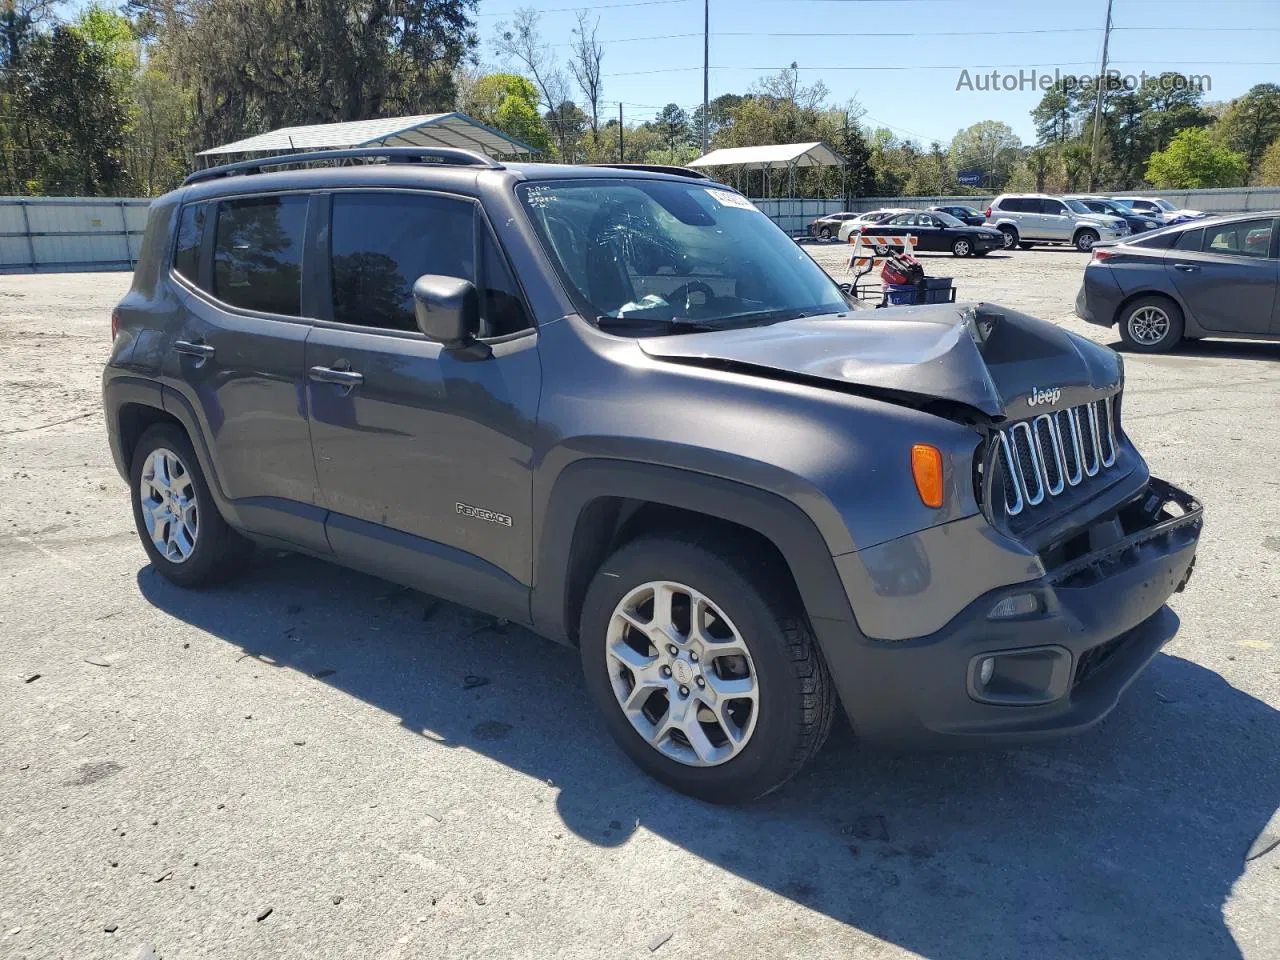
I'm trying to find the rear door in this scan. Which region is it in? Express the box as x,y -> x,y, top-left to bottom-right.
303,190 -> 541,614
1166,218 -> 1278,334
162,193 -> 327,551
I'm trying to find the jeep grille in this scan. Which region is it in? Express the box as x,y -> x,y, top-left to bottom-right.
995,397 -> 1118,517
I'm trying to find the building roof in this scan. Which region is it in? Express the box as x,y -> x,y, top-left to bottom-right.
197,112 -> 538,158
687,142 -> 844,169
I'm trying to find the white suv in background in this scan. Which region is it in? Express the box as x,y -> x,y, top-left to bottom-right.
985,194 -> 1129,252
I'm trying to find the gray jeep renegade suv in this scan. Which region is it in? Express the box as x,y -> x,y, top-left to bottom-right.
104,148 -> 1202,803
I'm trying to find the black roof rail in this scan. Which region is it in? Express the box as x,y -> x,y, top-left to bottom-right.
586,163 -> 710,180
184,146 -> 503,186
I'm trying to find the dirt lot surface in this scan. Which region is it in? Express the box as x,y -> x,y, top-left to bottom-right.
2,251 -> 1279,960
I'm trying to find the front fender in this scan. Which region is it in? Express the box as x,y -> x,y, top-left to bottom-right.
530,459 -> 858,644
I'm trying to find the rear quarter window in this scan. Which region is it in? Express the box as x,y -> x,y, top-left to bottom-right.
173,203 -> 205,284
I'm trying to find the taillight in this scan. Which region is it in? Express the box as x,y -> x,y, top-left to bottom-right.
984,207 -> 992,218
859,225 -> 868,234
111,308 -> 120,339
1093,249 -> 1115,261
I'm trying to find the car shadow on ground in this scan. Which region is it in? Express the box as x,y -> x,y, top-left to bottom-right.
1111,338 -> 1280,363
140,554 -> 1278,960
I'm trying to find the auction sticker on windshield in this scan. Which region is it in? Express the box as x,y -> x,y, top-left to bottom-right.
705,188 -> 756,211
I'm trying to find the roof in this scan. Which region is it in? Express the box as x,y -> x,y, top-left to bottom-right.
197,112 -> 537,158
687,142 -> 844,169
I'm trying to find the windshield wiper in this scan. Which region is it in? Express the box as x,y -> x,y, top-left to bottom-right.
597,315 -> 719,334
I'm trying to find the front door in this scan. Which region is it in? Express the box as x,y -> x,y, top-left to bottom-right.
303,190 -> 542,619
163,194 -> 327,551
1167,218 -> 1278,334
1039,199 -> 1073,241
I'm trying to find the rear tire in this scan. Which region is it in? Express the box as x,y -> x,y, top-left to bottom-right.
129,424 -> 250,587
579,533 -> 835,804
1118,295 -> 1184,353
819,226 -> 833,240
999,226 -> 1019,250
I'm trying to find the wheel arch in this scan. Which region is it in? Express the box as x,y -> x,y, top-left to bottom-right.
531,460 -> 858,648
1110,288 -> 1190,330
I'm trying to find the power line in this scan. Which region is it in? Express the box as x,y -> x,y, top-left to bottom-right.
476,0 -> 691,16
603,60 -> 1280,77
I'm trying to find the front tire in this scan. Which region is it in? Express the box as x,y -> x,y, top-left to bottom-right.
1118,295 -> 1184,353
579,533 -> 835,803
130,424 -> 249,587
1075,229 -> 1100,252
951,238 -> 972,257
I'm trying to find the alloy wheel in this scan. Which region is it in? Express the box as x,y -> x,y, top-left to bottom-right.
139,447 -> 199,563
1128,305 -> 1171,346
1001,230 -> 1016,250
953,239 -> 971,257
605,580 -> 759,767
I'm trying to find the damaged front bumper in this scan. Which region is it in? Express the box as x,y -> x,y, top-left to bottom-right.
825,477 -> 1202,747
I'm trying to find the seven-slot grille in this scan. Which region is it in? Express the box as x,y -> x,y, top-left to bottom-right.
995,397 -> 1118,516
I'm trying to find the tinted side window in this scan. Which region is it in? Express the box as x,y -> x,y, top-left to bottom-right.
480,230 -> 532,337
1041,200 -> 1067,215
173,203 -> 205,285
1173,228 -> 1204,251
213,196 -> 308,316
998,198 -> 1022,213
1204,219 -> 1274,258
330,192 -> 475,331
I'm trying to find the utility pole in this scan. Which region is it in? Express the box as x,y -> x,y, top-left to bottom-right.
1089,0 -> 1114,190
618,102 -> 625,162
701,0 -> 710,155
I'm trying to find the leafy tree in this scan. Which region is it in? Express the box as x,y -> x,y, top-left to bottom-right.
1139,73 -> 1210,153
1216,83 -> 1280,177
142,0 -> 478,149
1032,86 -> 1076,145
654,103 -> 689,160
126,58 -> 194,195
493,6 -> 573,156
692,93 -> 742,149
466,72 -> 550,154
17,25 -> 129,193
546,100 -> 588,161
949,120 -> 1021,189
1145,126 -> 1247,188
76,3 -> 138,85
1061,142 -> 1091,191
1256,137 -> 1280,186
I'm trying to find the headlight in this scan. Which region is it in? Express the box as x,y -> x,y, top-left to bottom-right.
1143,220 -> 1156,229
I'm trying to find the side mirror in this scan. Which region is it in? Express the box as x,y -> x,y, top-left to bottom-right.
413,275 -> 480,349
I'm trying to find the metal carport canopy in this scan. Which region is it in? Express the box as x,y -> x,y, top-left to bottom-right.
197,112 -> 538,159
687,142 -> 843,170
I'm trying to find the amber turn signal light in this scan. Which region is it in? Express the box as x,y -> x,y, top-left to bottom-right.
911,444 -> 944,508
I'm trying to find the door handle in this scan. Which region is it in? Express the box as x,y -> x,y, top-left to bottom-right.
1174,264 -> 1200,273
309,365 -> 364,387
173,340 -> 215,361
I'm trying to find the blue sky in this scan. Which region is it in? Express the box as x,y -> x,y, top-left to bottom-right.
473,0 -> 1280,145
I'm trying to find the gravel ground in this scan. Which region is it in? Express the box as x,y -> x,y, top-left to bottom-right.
1,254 -> 1278,960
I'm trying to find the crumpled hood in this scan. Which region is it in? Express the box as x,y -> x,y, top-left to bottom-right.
639,302 -> 1123,420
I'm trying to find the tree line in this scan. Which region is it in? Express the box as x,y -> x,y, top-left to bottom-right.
2,1 -> 1278,198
